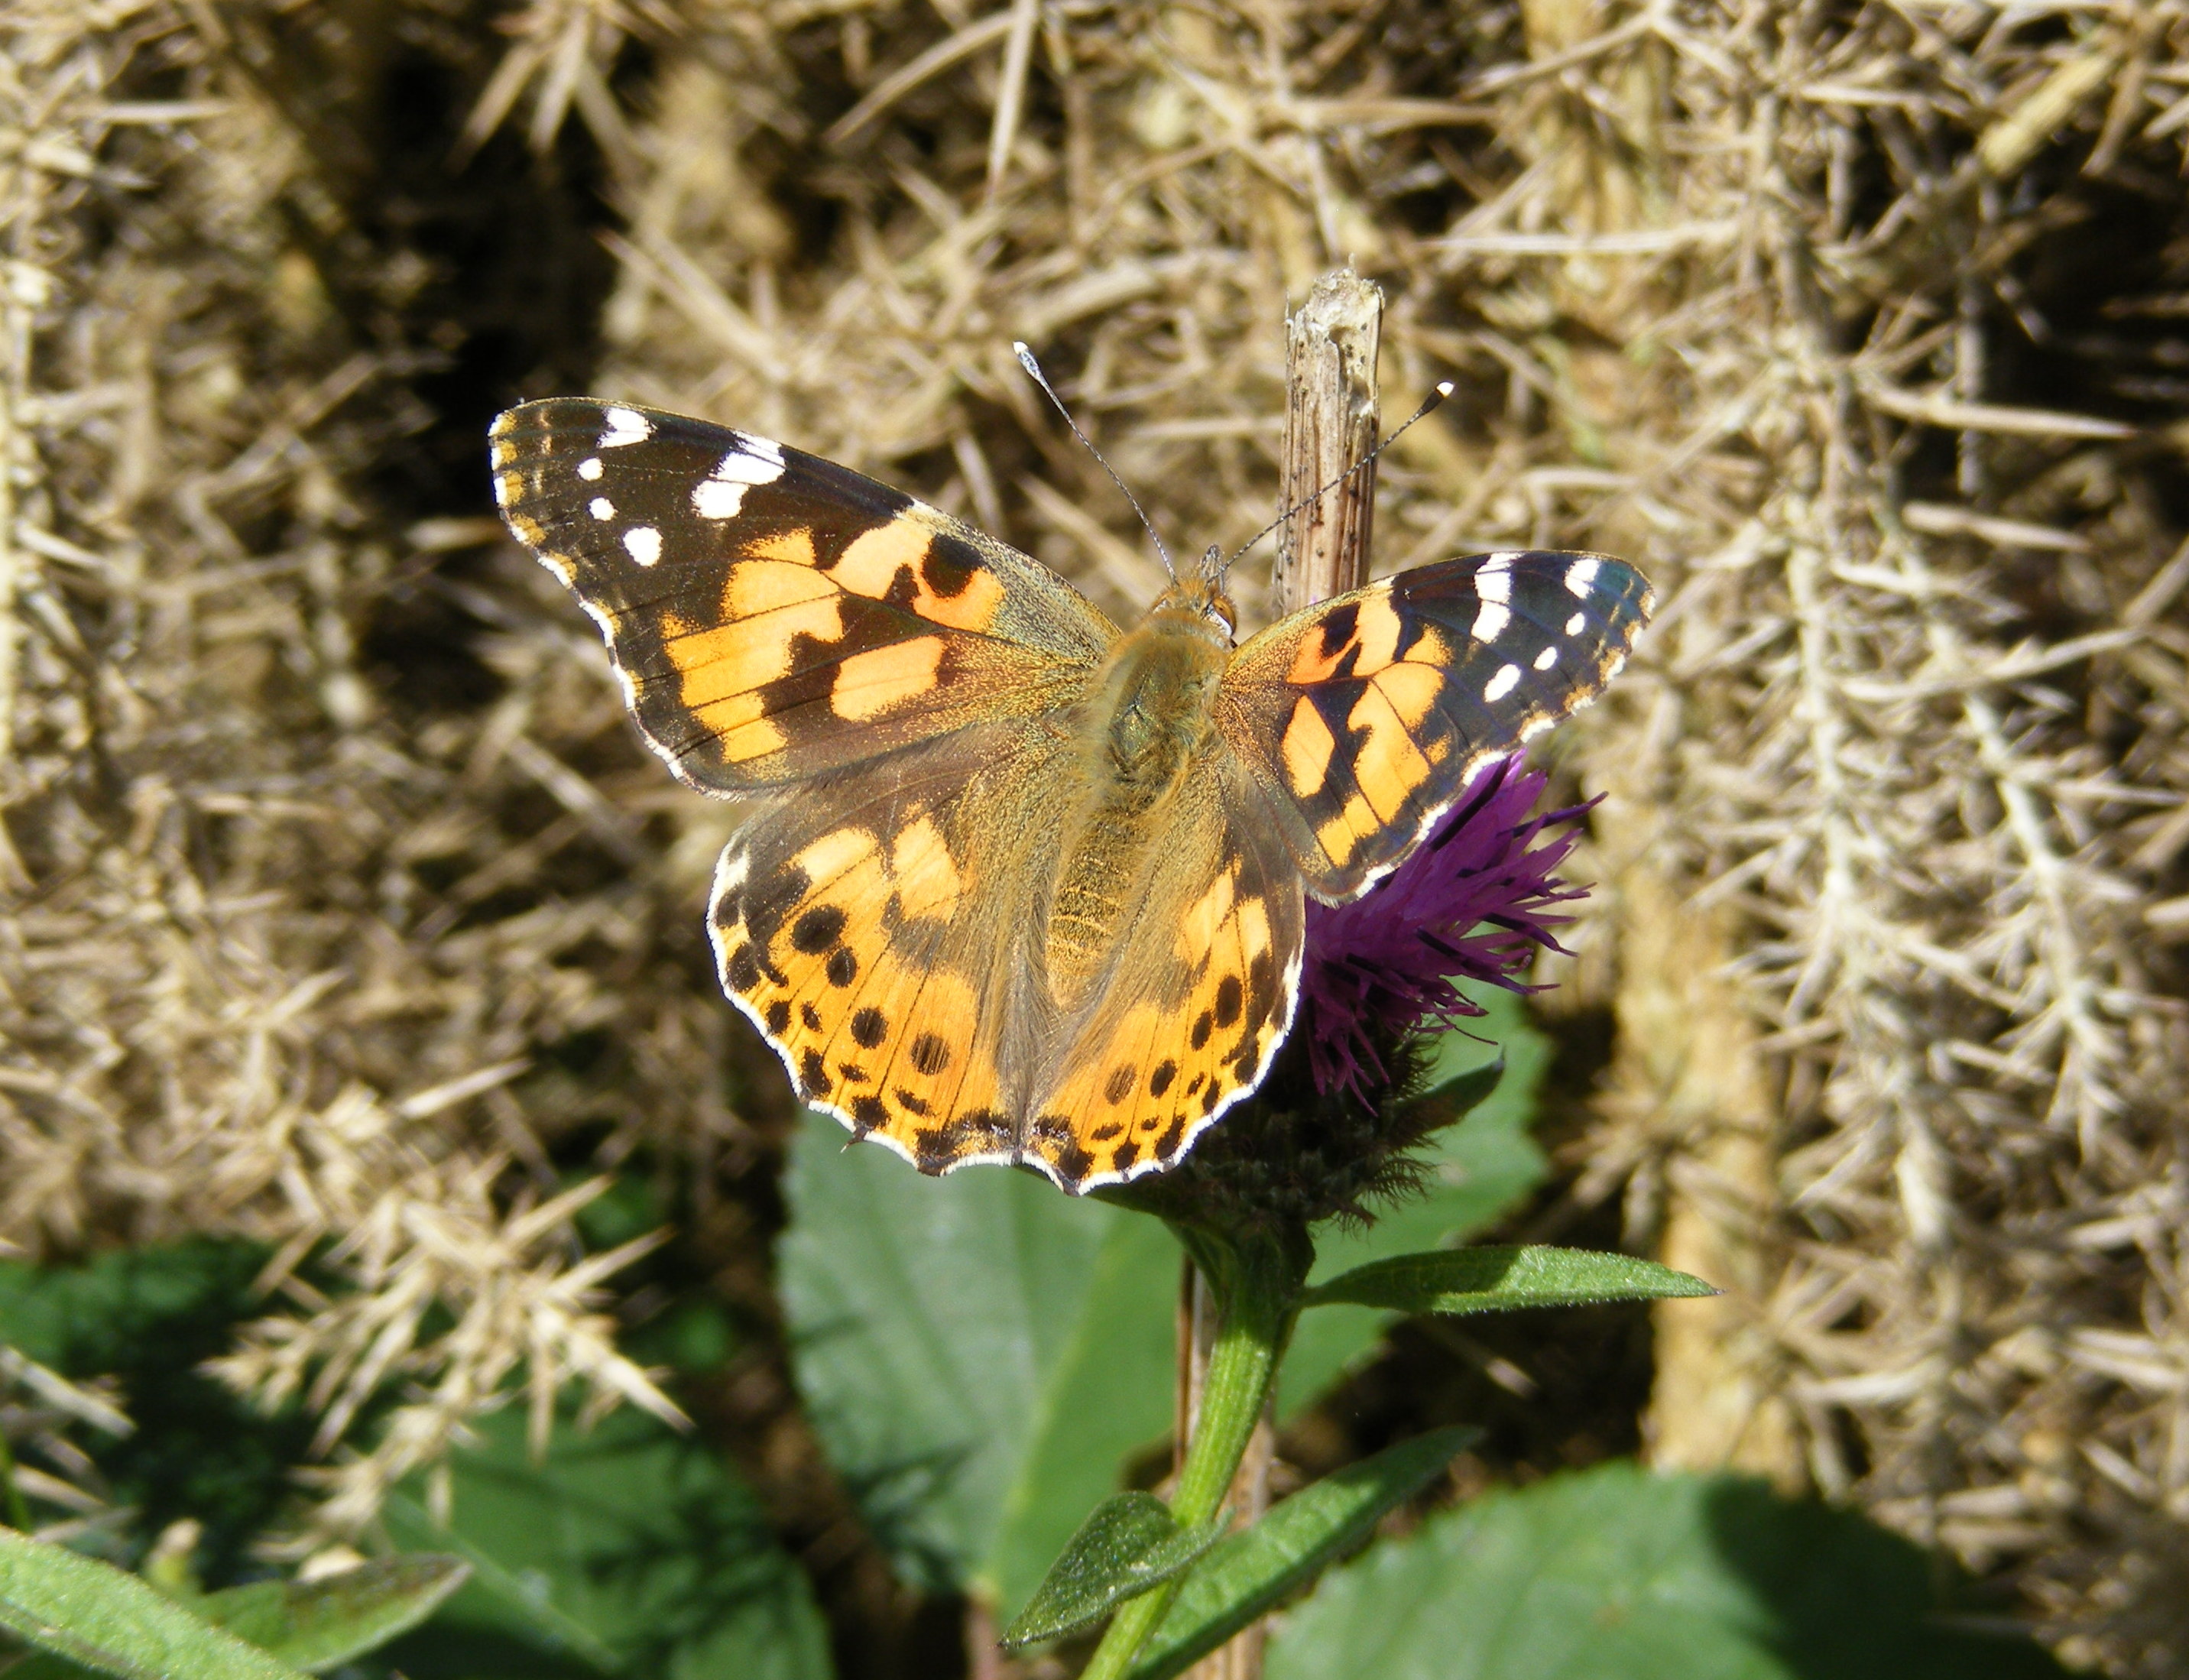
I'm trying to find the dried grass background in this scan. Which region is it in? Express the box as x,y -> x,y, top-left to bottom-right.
5,0 -> 2189,1672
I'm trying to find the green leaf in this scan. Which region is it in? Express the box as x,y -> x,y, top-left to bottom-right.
0,1526 -> 308,1680
191,1556 -> 470,1672
780,1110 -> 1178,1617
1000,1494 -> 1224,1649
1124,1425 -> 1478,1680
1278,993 -> 1552,1415
379,1402 -> 831,1680
1263,1461 -> 2072,1680
0,1241 -> 313,1580
1302,1246 -> 1715,1316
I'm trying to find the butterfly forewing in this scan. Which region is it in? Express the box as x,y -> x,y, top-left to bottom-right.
1220,550 -> 1652,901
490,398 -> 1114,791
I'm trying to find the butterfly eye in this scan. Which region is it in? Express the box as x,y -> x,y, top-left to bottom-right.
1207,590 -> 1236,636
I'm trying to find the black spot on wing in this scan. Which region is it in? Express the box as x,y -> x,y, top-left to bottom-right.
1214,974 -> 1244,1029
792,905 -> 847,952
723,944 -> 762,993
1316,600 -> 1359,660
922,545 -> 978,598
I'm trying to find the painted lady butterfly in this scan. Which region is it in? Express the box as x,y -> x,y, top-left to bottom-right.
490,398 -> 1650,1192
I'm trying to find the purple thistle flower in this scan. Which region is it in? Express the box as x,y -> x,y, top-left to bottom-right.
1299,757 -> 1595,1101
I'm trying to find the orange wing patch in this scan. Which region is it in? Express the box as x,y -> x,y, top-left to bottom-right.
825,511 -> 1011,633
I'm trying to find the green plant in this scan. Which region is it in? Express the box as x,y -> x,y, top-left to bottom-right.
0,1529 -> 466,1680
780,1002 -> 1711,1680
0,976 -> 2076,1678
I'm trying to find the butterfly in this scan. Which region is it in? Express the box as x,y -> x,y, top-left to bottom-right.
488,397 -> 1651,1193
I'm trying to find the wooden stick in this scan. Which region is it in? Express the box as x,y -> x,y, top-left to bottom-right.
1179,267 -> 1385,1680
1271,268 -> 1386,615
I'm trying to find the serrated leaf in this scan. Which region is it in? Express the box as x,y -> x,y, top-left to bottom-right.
1000,1494 -> 1224,1649
780,1110 -> 1178,1617
1302,1245 -> 1714,1315
1263,1461 -> 2072,1680
1278,994 -> 1551,1415
0,1526 -> 309,1680
191,1555 -> 469,1672
1124,1426 -> 1478,1680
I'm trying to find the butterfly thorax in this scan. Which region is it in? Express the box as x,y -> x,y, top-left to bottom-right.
1045,606 -> 1231,1006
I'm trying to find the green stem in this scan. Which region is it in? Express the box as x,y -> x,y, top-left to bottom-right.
1081,1225 -> 1305,1680
0,1425 -> 30,1532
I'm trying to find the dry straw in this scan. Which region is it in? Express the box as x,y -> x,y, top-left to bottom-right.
5,0 -> 2189,1669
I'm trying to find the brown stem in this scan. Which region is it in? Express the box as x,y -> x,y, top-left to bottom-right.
1176,267 -> 1385,1680
1270,268 -> 1385,616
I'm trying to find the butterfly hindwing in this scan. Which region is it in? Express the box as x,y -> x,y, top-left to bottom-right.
491,398 -> 1116,791
709,721 -> 1082,1176
1026,759 -> 1304,1185
706,716 -> 1305,1192
1219,550 -> 1652,900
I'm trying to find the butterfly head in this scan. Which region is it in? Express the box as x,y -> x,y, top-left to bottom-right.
1149,545 -> 1236,641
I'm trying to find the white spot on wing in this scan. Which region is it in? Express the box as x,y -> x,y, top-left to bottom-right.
692,440 -> 788,519
713,847 -> 751,896
1484,663 -> 1521,702
1475,560 -> 1513,604
578,456 -> 603,481
1533,645 -> 1559,671
1565,556 -> 1602,597
589,496 -> 615,520
1565,611 -> 1586,636
693,480 -> 748,519
1471,602 -> 1510,642
623,525 -> 662,566
601,407 -> 652,448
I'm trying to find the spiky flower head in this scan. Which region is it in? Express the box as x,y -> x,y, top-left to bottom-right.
1299,756 -> 1593,1102
1105,756 -> 1594,1234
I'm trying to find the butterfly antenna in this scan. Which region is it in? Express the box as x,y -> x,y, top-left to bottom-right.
1013,341 -> 1175,578
1224,380 -> 1456,570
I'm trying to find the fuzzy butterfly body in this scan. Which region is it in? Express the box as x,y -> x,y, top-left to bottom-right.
490,397 -> 1651,1192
